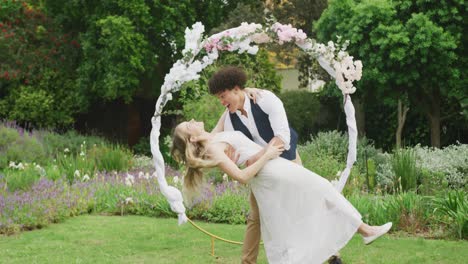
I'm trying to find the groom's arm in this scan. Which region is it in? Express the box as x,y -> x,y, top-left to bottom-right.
255,90 -> 291,149
245,90 -> 290,166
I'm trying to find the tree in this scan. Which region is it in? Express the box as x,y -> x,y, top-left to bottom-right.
2,0 -> 256,132
0,1 -> 84,127
43,0 -> 255,101
402,13 -> 459,148
263,0 -> 327,37
210,1 -> 266,34
314,0 -> 464,148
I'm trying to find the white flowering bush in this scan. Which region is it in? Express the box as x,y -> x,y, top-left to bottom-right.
374,144 -> 467,193
414,144 -> 468,190
375,153 -> 395,191
132,155 -> 154,170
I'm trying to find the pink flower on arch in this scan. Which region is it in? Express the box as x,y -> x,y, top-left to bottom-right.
272,22 -> 308,45
203,38 -> 219,52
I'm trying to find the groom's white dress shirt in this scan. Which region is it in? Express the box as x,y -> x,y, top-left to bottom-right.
223,90 -> 291,150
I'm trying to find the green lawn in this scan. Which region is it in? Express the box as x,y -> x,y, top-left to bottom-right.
0,215 -> 466,263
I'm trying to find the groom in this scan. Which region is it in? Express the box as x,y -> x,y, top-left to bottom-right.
208,66 -> 302,264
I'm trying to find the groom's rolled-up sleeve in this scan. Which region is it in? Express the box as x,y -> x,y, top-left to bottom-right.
257,90 -> 291,150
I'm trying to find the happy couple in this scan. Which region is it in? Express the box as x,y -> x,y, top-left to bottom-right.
171,66 -> 392,264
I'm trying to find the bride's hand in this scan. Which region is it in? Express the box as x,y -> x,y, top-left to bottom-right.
244,87 -> 262,104
225,145 -> 240,164
264,142 -> 284,160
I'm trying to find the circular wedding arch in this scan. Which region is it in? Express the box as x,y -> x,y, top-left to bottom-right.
149,21 -> 361,227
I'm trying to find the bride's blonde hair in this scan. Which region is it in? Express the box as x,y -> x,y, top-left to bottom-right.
171,124 -> 217,198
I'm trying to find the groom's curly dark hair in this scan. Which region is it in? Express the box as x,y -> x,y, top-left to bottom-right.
208,66 -> 247,94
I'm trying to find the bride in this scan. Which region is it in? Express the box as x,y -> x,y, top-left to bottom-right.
171,119 -> 392,264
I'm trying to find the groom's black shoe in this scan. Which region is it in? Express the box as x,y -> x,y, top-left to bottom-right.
328,255 -> 343,264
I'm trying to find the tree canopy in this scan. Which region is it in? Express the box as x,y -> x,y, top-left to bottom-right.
314,0 -> 465,147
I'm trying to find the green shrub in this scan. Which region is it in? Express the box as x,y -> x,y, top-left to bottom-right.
43,164 -> 62,181
6,136 -> 46,165
162,134 -> 178,168
348,193 -> 400,226
55,153 -> 96,184
89,145 -> 133,172
434,190 -> 468,239
131,155 -> 156,171
366,159 -> 377,191
0,126 -> 46,169
182,94 -> 225,132
302,130 -> 348,161
418,169 -> 448,195
196,191 -> 249,224
414,144 -> 468,190
278,90 -> 321,142
93,184 -> 174,218
300,151 -> 342,180
340,168 -> 368,196
301,130 -> 380,166
205,193 -> 248,224
4,165 -> 42,191
132,136 -> 151,157
395,192 -> 431,233
392,149 -> 420,192
53,142 -> 133,183
0,126 -> 20,168
7,87 -> 55,127
375,153 -> 394,192
298,131 -> 379,194
348,192 -> 430,233
38,130 -> 108,157
0,126 -> 20,149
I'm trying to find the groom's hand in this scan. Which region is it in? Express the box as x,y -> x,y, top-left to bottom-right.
246,140 -> 284,167
245,87 -> 263,104
264,141 -> 284,160
269,136 -> 285,147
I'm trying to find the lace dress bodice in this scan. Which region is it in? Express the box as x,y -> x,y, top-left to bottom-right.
213,131 -> 263,166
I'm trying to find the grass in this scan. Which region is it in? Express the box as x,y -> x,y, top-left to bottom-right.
0,215 -> 467,263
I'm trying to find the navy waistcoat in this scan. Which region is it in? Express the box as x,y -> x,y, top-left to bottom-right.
229,99 -> 298,160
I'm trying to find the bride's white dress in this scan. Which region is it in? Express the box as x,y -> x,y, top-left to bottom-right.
214,131 -> 363,264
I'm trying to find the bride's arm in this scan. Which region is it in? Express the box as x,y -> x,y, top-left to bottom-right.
209,143 -> 283,184
211,110 -> 228,133
245,138 -> 284,167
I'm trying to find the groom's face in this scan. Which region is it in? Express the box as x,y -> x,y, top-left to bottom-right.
216,86 -> 243,113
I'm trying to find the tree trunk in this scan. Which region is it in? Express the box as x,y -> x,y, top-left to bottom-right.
127,102 -> 141,147
429,112 -> 441,148
428,91 -> 441,148
396,99 -> 409,149
354,98 -> 366,138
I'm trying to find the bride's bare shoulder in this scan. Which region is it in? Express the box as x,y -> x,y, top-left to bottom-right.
206,140 -> 228,155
